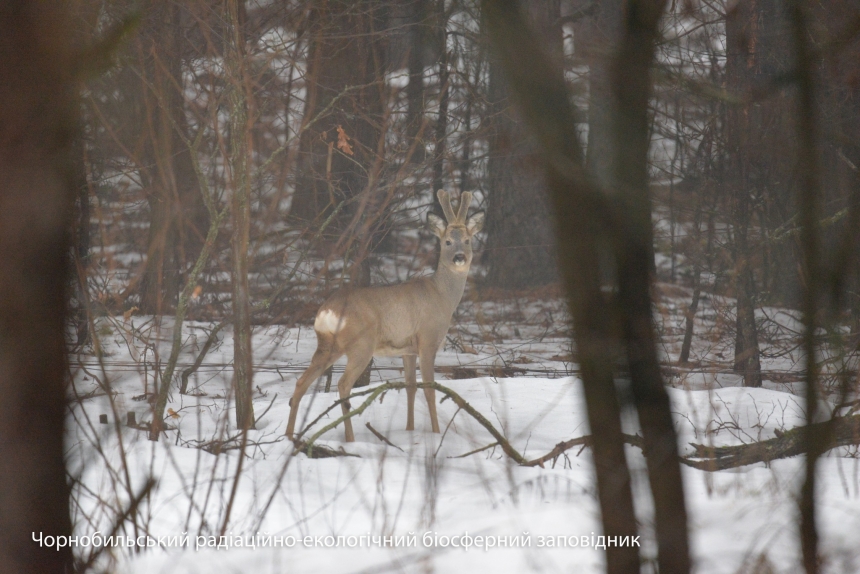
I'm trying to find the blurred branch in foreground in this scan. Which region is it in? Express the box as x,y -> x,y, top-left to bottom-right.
0,2 -> 78,572
482,0 -> 690,572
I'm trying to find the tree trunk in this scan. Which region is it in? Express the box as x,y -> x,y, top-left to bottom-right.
137,1 -> 209,315
608,2 -> 691,571
725,0 -> 763,387
406,0 -> 428,161
482,0 -> 559,290
789,3 -> 823,571
0,4 -> 76,571
481,2 -> 640,572
290,0 -> 386,226
580,0 -> 622,190
226,0 -> 255,430
432,2 -> 449,197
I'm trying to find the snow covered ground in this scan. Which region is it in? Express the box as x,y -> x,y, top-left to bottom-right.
66,289 -> 860,573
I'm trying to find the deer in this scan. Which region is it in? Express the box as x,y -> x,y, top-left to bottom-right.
285,190 -> 484,443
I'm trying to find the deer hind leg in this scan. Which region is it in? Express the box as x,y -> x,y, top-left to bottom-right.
419,347 -> 441,433
403,354 -> 417,431
337,343 -> 374,442
285,337 -> 341,439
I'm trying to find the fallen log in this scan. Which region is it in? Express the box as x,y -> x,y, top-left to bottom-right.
682,414 -> 860,471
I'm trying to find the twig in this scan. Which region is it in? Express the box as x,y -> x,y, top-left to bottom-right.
449,442 -> 499,459
77,478 -> 156,572
180,320 -> 228,394
255,393 -> 279,422
365,422 -> 403,451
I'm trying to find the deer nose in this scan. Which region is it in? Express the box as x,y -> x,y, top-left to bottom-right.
453,253 -> 466,265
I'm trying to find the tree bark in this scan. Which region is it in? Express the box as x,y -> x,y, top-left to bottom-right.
482,0 -> 559,290
226,0 -> 256,430
0,3 -> 77,571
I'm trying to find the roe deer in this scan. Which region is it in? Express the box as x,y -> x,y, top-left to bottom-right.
285,190 -> 484,442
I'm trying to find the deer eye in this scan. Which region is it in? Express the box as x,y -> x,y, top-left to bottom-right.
445,240 -> 452,246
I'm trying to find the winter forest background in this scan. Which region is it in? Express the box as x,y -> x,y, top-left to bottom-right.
2,0 -> 860,573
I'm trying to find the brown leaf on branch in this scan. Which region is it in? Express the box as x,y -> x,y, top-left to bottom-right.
123,306 -> 139,322
336,125 -> 353,155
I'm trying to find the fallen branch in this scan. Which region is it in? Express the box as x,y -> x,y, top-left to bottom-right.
292,439 -> 359,459
682,414 -> 860,471
299,381 -> 561,465
523,433 -> 644,467
291,382 -> 860,471
365,422 -> 403,451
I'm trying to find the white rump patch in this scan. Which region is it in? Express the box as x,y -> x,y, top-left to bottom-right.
315,309 -> 346,333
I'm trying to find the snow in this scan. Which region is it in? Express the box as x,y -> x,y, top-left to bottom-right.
67,293 -> 860,573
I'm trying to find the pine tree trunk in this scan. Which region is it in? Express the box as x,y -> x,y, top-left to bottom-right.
483,0 -> 560,290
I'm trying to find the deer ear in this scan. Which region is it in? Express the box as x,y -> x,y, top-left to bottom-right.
426,212 -> 447,237
466,211 -> 484,235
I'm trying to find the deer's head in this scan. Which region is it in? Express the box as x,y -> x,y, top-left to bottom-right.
427,189 -> 484,273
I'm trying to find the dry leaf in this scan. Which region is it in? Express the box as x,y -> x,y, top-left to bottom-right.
191,285 -> 203,299
336,125 -> 353,155
123,306 -> 139,321
460,343 -> 479,355
167,408 -> 180,419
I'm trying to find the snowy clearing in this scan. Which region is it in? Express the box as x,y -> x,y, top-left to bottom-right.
66,290 -> 860,573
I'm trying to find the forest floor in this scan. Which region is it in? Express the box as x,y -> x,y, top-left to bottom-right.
67,281 -> 860,574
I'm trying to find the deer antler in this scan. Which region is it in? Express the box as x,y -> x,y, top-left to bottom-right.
456,191 -> 473,223
437,189 -> 457,223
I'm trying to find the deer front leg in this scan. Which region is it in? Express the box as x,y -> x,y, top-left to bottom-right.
404,354 -> 417,431
337,345 -> 374,442
418,346 -> 441,433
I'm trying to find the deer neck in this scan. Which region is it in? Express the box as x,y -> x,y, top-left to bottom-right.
430,262 -> 469,312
